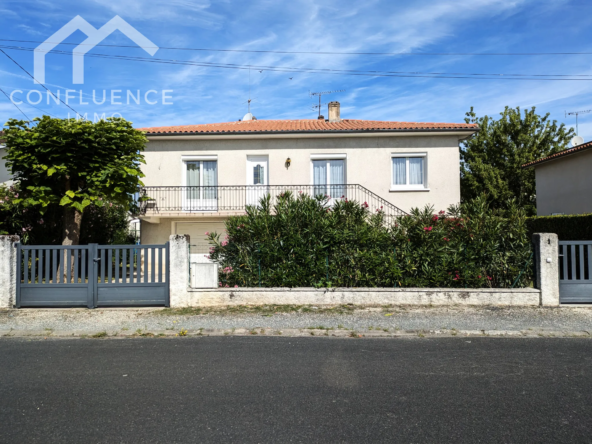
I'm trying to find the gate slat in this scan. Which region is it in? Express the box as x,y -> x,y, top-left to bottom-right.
66,250 -> 71,284
115,249 -> 120,283
143,248 -> 148,284
122,249 -> 127,284
31,249 -> 36,285
24,249 -> 29,284
562,245 -> 568,282
588,245 -> 592,281
158,247 -> 163,283
151,247 -> 155,284
571,245 -> 576,281
38,250 -> 44,284
74,248 -> 79,284
45,249 -> 50,284
81,249 -> 86,283
108,249 -> 113,284
52,249 -> 57,284
100,248 -> 105,283
580,245 -> 585,282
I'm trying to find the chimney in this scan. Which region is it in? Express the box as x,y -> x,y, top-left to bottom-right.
328,101 -> 341,122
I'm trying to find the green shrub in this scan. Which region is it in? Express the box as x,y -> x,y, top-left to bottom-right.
207,193 -> 533,288
527,214 -> 592,241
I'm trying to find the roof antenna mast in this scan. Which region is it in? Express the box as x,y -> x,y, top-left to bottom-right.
309,90 -> 345,118
565,109 -> 591,136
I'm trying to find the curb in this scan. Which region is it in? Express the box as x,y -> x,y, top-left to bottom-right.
2,328 -> 591,339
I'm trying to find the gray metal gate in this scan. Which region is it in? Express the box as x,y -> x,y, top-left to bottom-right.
559,240 -> 592,303
16,243 -> 169,308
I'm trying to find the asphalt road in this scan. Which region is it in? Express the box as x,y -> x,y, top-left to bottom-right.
1,338 -> 592,443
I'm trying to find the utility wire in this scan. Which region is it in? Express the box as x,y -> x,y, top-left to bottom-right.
2,45 -> 592,81
0,86 -> 31,121
0,48 -> 81,115
1,38 -> 591,56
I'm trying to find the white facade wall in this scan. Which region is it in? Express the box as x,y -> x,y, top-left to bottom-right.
140,133 -> 465,245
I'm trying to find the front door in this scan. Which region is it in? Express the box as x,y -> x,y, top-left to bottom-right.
247,156 -> 269,206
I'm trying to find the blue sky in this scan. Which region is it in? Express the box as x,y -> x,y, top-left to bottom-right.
1,0 -> 592,139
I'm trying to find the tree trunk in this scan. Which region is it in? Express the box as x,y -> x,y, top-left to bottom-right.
61,206 -> 83,283
62,206 -> 83,246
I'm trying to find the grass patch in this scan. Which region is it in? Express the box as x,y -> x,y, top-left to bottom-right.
91,331 -> 108,338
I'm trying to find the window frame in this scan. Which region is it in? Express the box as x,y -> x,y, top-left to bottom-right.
390,152 -> 428,191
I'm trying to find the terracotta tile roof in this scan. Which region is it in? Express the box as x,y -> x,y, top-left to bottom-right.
139,119 -> 478,135
522,141 -> 592,168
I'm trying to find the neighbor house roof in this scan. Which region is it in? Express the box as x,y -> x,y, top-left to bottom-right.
522,141 -> 592,168
139,119 -> 478,136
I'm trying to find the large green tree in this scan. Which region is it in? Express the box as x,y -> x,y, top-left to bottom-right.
3,116 -> 146,245
461,107 -> 574,215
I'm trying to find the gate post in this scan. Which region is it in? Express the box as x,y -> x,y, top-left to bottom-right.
169,234 -> 190,307
0,235 -> 19,309
533,233 -> 560,306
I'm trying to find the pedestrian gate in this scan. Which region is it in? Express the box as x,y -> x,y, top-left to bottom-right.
16,243 -> 169,308
559,240 -> 592,303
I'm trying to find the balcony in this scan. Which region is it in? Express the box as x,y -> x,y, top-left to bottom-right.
138,185 -> 407,218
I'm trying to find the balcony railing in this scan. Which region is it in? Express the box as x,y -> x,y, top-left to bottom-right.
139,185 -> 407,218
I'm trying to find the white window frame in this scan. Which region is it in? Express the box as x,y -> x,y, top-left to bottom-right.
309,154 -> 347,186
390,152 -> 428,191
181,155 -> 218,211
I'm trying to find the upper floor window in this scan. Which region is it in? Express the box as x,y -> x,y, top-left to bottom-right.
391,153 -> 427,191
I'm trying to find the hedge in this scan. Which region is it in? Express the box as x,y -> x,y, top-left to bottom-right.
527,214 -> 592,241
207,193 -> 534,289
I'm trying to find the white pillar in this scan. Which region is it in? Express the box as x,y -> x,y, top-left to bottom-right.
533,233 -> 560,306
0,235 -> 19,309
169,234 -> 190,307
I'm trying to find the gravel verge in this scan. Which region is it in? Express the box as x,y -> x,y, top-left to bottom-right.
1,305 -> 592,338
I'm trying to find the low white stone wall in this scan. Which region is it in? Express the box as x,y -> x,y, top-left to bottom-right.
181,287 -> 541,307
0,235 -> 19,309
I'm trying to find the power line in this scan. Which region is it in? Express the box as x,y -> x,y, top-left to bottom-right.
0,48 -> 81,115
2,45 -> 592,81
0,86 -> 31,121
1,38 -> 591,56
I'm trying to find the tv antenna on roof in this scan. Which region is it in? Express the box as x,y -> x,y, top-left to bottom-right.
309,90 -> 345,118
565,109 -> 591,136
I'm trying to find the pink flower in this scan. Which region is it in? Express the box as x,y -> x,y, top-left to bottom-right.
38,219 -> 44,225
432,215 -> 438,221
205,231 -> 210,235
109,203 -> 113,207
14,193 -> 18,198
487,276 -> 492,281
225,284 -> 229,288
423,227 -> 433,232
221,241 -> 228,246
234,285 -> 238,288
218,282 -> 222,287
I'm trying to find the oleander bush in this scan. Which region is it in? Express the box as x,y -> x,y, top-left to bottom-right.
207,192 -> 534,288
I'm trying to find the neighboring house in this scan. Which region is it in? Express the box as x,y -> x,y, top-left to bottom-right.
523,141 -> 592,216
138,102 -> 478,261
0,144 -> 13,186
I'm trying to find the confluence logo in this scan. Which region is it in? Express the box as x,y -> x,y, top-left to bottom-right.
34,15 -> 158,85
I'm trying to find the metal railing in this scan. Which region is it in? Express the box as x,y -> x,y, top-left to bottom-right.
139,185 -> 407,217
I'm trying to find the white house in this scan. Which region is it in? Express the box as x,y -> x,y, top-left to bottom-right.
138,102 -> 478,260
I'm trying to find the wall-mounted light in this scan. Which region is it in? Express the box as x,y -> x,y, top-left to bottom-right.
285,157 -> 291,168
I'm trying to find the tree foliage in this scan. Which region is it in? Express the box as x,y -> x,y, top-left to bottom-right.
0,184 -> 136,245
461,106 -> 574,216
207,193 -> 533,288
2,116 -> 146,244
